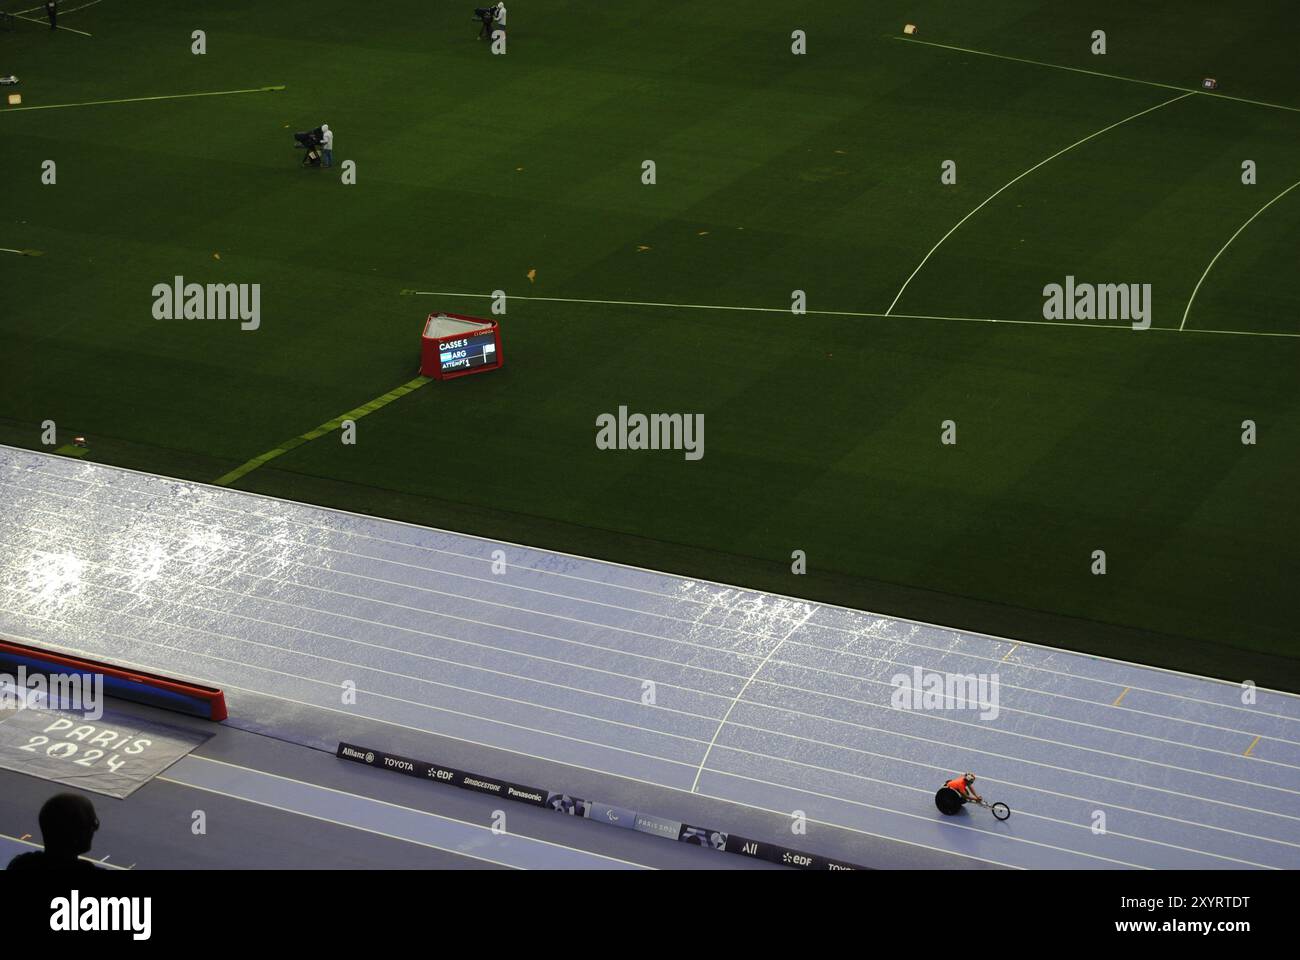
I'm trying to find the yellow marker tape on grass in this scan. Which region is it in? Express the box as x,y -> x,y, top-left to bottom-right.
214,375 -> 432,487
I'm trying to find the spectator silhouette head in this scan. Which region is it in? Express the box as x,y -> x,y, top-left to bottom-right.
38,793 -> 99,859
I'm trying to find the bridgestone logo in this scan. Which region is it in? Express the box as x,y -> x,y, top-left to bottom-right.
462,777 -> 502,793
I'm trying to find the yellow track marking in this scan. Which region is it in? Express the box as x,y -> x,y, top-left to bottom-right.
214,375 -> 432,487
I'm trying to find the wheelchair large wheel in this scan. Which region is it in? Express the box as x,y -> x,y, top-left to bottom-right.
935,786 -> 963,815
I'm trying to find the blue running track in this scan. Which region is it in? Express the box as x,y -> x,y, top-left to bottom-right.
1,445 -> 1297,869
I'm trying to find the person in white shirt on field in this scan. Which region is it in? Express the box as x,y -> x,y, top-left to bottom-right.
320,124 -> 334,168
494,2 -> 506,32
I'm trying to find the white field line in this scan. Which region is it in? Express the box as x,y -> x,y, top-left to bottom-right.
14,0 -> 103,16
0,86 -> 285,115
883,92 -> 1196,316
406,288 -> 1298,338
12,11 -> 91,35
893,36 -> 1300,115
1180,178 -> 1300,331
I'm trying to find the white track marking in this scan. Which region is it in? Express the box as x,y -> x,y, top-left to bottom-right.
6,463 -> 1300,722
14,511 -> 1300,778
1180,178 -> 1300,331
883,92 -> 1196,316
6,620 -> 1287,868
698,767 -> 1274,869
7,470 -> 1300,729
8,596 -> 1300,845
690,606 -> 818,792
14,492 -> 1291,750
11,515 -> 1300,773
156,777 -> 522,869
406,288 -> 1297,338
161,755 -> 650,869
0,833 -> 129,869
0,631 -> 1021,870
892,36 -> 1300,115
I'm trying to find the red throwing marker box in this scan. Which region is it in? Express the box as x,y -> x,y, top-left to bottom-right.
420,313 -> 503,380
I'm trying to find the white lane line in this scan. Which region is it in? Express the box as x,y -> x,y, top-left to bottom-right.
7,596 -> 1300,841
698,766 -> 1275,870
691,605 -> 819,793
10,523 -> 1300,782
883,92 -> 1196,316
891,36 -> 1300,115
10,450 -> 1300,716
14,586 -> 1295,856
9,483 -> 1300,744
7,468 -> 1300,737
0,634 -> 1020,871
17,496 -> 1291,753
7,588 -> 1293,847
160,755 -> 650,870
4,620 -> 1286,868
0,832 -> 129,869
1180,178 -> 1300,331
405,289 -> 1299,338
13,509 -> 1300,772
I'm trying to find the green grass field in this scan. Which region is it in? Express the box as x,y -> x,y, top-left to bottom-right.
2,1 -> 1298,689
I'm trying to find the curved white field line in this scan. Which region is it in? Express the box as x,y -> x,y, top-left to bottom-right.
1180,178 -> 1300,331
883,92 -> 1196,317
